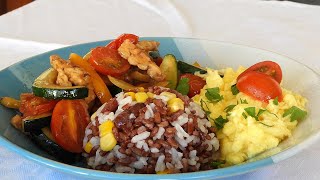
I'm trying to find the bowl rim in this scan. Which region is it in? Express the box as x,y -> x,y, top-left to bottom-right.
1,37 -> 320,179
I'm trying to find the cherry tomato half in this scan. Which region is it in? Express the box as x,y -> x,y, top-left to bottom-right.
237,71 -> 283,103
237,61 -> 282,83
106,33 -> 139,50
88,46 -> 131,76
51,100 -> 90,153
19,93 -> 58,117
180,73 -> 206,97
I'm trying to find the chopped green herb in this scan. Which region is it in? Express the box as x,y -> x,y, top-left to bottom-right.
210,160 -> 226,168
176,78 -> 190,95
239,98 -> 248,104
205,87 -> 223,102
224,104 -> 236,113
259,122 -> 274,127
283,106 -> 307,122
200,99 -> 211,116
242,112 -> 248,119
257,109 -> 266,117
273,97 -> 279,105
231,84 -> 239,95
214,115 -> 228,130
244,107 -> 256,118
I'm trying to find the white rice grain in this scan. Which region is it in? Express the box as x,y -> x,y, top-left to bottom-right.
155,155 -> 166,172
174,123 -> 190,139
115,165 -> 135,173
129,113 -> 136,119
171,113 -> 188,126
153,127 -> 165,140
89,136 -> 100,147
98,112 -> 115,124
144,104 -> 154,119
150,147 -> 160,153
131,131 -> 151,143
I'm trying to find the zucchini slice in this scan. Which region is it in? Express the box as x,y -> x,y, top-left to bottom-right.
160,54 -> 178,89
30,127 -> 79,163
22,113 -> 51,132
32,68 -> 88,99
177,61 -> 207,74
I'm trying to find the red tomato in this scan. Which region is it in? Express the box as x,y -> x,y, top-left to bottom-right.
88,46 -> 131,76
180,73 -> 206,97
237,71 -> 283,103
19,93 -> 58,117
237,61 -> 282,83
106,33 -> 139,50
51,100 -> 90,153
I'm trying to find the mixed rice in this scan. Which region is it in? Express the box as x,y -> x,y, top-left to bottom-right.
82,86 -> 219,174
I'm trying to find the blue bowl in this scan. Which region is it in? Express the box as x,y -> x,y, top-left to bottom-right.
1,37 -> 320,179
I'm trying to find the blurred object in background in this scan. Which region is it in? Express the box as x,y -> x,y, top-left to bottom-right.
0,0 -> 34,15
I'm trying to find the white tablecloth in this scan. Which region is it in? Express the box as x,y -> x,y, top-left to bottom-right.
0,0 -> 320,179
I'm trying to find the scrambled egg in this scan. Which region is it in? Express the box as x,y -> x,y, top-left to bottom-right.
193,67 -> 307,166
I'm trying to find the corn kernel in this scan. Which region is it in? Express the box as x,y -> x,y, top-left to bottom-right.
156,169 -> 172,174
100,133 -> 117,152
84,142 -> 93,153
125,92 -> 136,100
99,120 -> 114,137
160,92 -> 176,101
167,98 -> 184,113
135,92 -> 149,103
147,92 -> 155,98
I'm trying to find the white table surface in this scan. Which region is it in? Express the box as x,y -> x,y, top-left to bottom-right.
0,0 -> 320,179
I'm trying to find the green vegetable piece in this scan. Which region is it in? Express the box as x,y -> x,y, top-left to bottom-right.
231,84 -> 239,95
200,99 -> 211,116
239,98 -> 248,104
224,105 -> 236,113
210,160 -> 226,168
177,61 -> 207,74
283,106 -> 307,122
257,109 -> 266,117
160,54 -> 178,89
244,107 -> 256,118
242,112 -> 248,119
259,122 -> 274,127
176,78 -> 190,96
273,97 -> 279,105
214,115 -> 228,130
205,87 -> 223,102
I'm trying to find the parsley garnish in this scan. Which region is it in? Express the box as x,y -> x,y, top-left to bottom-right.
239,98 -> 248,104
242,112 -> 248,118
224,104 -> 236,113
259,122 -> 274,127
176,78 -> 190,96
200,99 -> 228,130
210,160 -> 226,168
283,106 -> 307,122
214,115 -> 228,130
273,97 -> 279,105
257,109 -> 266,117
231,84 -> 239,95
205,87 -> 223,102
243,107 -> 266,121
244,107 -> 256,118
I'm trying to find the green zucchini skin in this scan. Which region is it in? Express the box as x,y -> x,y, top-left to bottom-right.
22,113 -> 51,133
29,130 -> 79,164
160,54 -> 178,89
177,61 -> 207,74
32,68 -> 88,99
32,86 -> 88,100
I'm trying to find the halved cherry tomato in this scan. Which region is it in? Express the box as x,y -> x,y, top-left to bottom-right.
88,46 -> 131,76
51,100 -> 89,153
237,61 -> 282,83
237,71 -> 283,103
19,93 -> 58,117
106,33 -> 139,50
180,73 -> 206,97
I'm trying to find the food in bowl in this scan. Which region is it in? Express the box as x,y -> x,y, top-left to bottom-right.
0,34 -> 308,174
83,86 -> 219,173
